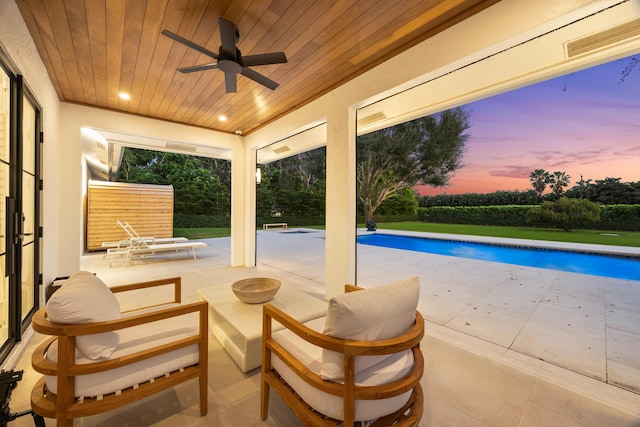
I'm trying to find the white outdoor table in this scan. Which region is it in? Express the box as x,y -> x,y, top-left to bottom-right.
197,283 -> 327,372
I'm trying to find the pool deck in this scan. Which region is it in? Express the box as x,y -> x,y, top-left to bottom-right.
256,228 -> 640,397
365,230 -> 639,390
367,228 -> 640,257
14,228 -> 636,426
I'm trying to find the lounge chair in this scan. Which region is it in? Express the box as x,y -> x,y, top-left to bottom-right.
102,221 -> 206,266
122,239 -> 207,267
101,220 -> 188,250
261,276 -> 424,426
30,272 -> 208,426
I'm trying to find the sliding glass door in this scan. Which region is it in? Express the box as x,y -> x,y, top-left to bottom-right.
0,53 -> 41,363
20,93 -> 38,326
0,62 -> 10,348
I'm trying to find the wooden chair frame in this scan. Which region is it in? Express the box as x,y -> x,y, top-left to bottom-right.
261,285 -> 424,426
30,277 -> 208,427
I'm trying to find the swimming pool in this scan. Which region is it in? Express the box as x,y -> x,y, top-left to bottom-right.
357,233 -> 640,281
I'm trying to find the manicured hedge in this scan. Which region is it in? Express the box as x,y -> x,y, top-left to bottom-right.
417,204 -> 640,231
174,214 -> 231,228
359,214 -> 419,224
599,204 -> 640,230
417,205 -> 534,227
175,205 -> 640,231
257,216 -> 326,227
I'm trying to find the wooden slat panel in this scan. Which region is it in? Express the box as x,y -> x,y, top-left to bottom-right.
43,0 -> 86,102
105,0 -> 126,109
86,180 -> 174,251
147,0 -> 221,118
16,0 -> 498,135
136,0 -> 195,116
127,2 -> 167,112
64,0 -> 97,104
117,0 -> 148,110
15,0 -> 71,100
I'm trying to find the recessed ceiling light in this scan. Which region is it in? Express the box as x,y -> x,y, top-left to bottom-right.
218,115 -> 227,122
119,92 -> 130,100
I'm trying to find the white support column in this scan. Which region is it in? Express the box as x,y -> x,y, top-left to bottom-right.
324,102 -> 357,299
230,144 -> 246,266
244,146 -> 257,267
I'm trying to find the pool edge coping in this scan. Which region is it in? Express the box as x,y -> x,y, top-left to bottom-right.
357,228 -> 640,258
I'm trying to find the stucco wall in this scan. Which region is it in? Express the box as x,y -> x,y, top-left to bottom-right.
0,0 -> 61,287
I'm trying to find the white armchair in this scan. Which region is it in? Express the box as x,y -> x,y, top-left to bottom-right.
261,277 -> 424,426
30,272 -> 208,427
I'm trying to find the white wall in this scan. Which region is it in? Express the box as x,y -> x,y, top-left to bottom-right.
2,0 -> 635,299
58,103 -> 244,272
0,0 -> 61,287
245,0 -> 637,297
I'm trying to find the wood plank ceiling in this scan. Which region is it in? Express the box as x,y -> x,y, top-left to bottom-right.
15,0 -> 498,135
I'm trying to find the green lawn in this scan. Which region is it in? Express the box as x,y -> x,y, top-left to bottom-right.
173,222 -> 640,247
376,222 -> 640,247
173,228 -> 231,239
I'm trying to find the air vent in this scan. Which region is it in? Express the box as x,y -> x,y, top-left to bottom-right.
273,146 -> 290,154
357,111 -> 387,127
567,18 -> 640,58
165,141 -> 197,152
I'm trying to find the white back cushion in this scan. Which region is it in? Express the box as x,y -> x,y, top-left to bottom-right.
46,271 -> 121,360
320,276 -> 419,380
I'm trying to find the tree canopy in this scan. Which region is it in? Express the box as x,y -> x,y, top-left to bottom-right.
118,148 -> 231,216
256,147 -> 326,219
357,107 -> 471,223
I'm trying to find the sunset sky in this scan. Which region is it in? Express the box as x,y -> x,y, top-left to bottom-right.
415,55 -> 640,196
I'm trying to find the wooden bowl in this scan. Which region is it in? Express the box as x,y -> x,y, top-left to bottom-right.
231,278 -> 281,304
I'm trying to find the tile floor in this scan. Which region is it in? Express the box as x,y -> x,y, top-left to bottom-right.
6,230 -> 640,426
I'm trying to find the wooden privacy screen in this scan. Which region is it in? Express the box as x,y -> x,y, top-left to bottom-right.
86,180 -> 174,251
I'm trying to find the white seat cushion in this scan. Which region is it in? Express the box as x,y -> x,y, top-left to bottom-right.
272,317 -> 414,422
321,276 -> 420,380
45,311 -> 199,398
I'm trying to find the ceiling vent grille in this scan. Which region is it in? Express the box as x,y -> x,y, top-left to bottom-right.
357,112 -> 387,127
165,141 -> 197,152
273,146 -> 290,154
567,18 -> 640,58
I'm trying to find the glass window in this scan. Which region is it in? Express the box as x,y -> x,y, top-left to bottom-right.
0,70 -> 9,162
22,96 -> 36,174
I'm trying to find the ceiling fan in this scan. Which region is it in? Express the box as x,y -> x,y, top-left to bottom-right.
161,17 -> 287,93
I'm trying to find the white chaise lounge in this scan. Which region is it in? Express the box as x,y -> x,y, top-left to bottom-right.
102,220 -> 207,266
122,240 -> 208,266
101,220 -> 188,252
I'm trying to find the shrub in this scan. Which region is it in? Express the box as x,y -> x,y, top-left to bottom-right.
599,204 -> 640,230
174,214 -> 231,228
417,205 -> 534,226
526,198 -> 600,231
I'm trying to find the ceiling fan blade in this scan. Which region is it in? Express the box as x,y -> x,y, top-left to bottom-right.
241,52 -> 287,67
161,29 -> 218,60
225,73 -> 237,93
177,63 -> 219,73
218,18 -> 237,58
241,67 -> 279,90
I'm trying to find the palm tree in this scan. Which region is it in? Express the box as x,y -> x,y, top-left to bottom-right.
575,174 -> 592,198
529,169 -> 550,200
549,171 -> 571,196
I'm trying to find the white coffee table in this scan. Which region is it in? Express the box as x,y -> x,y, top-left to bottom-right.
197,283 -> 327,372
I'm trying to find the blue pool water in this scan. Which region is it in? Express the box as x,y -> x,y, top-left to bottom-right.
357,233 -> 640,281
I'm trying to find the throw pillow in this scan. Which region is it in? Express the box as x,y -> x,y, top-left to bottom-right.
46,271 -> 121,360
320,276 -> 419,380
